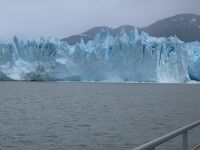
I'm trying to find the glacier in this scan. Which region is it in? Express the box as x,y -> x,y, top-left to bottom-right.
0,28 -> 199,82
186,42 -> 200,81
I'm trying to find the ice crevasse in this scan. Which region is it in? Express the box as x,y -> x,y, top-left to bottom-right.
0,28 -> 199,83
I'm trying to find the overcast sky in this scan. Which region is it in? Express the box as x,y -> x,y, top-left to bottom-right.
0,0 -> 200,40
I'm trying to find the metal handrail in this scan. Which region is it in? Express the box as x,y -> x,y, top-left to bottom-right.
192,144 -> 200,150
133,120 -> 200,150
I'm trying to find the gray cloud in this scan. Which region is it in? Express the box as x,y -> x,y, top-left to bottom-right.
0,0 -> 200,40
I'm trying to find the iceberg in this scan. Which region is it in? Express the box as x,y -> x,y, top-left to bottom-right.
0,28 -> 199,82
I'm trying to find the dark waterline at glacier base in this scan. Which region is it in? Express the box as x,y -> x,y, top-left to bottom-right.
0,82 -> 200,150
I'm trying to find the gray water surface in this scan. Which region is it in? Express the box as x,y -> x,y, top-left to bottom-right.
0,82 -> 200,150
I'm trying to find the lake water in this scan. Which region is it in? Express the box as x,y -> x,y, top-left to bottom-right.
0,82 -> 200,150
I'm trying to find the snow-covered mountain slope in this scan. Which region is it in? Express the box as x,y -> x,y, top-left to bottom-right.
62,14 -> 200,45
0,28 -> 199,82
144,13 -> 200,42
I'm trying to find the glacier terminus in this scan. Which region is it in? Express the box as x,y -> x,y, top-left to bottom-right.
0,28 -> 200,83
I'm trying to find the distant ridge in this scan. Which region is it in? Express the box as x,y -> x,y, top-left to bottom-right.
143,13 -> 200,42
61,13 -> 200,45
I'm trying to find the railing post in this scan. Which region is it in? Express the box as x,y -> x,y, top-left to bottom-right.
183,131 -> 188,150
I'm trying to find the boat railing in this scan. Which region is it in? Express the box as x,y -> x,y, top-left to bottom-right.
133,120 -> 200,150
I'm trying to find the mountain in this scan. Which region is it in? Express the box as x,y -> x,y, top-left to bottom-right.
61,13 -> 200,45
62,25 -> 135,45
144,13 -> 200,42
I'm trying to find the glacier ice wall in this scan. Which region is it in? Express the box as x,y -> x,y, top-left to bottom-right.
0,28 -> 194,82
186,42 -> 200,81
